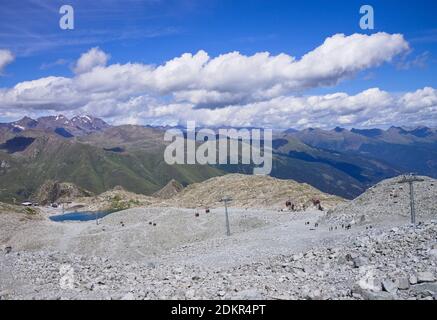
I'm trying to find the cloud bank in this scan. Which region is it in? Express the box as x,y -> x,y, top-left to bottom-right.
1,32 -> 435,128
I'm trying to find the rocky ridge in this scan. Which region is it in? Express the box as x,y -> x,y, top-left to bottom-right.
167,174 -> 344,209
32,180 -> 94,205
153,179 -> 184,199
325,175 -> 437,225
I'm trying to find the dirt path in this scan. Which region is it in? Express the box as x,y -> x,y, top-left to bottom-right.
2,206 -> 413,268
156,210 -> 361,268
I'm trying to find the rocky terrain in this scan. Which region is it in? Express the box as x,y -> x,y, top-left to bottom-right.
324,175 -> 437,225
0,202 -> 41,245
51,174 -> 342,213
165,174 -> 343,209
153,179 -> 184,199
73,186 -> 158,212
32,180 -> 94,205
0,174 -> 436,300
1,220 -> 435,300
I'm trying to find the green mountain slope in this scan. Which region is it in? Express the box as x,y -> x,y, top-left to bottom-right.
270,135 -> 401,198
0,130 -> 223,203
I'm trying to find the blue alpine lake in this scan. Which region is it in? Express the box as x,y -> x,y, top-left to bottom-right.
49,210 -> 113,222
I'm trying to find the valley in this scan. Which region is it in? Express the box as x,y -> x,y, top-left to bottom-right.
1,115 -> 436,203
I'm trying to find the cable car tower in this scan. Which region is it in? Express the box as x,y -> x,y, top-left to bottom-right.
397,173 -> 424,227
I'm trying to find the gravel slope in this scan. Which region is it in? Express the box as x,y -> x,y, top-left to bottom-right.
1,219 -> 435,300
325,175 -> 437,225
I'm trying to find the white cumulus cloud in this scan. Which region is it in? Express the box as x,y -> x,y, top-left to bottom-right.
1,32 -> 433,129
91,86 -> 436,130
0,49 -> 14,74
73,47 -> 110,74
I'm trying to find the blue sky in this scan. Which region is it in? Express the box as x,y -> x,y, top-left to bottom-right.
0,0 -> 436,128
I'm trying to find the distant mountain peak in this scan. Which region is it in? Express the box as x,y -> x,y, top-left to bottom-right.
283,128 -> 298,134
72,115 -> 92,121
71,115 -> 110,131
13,116 -> 38,130
388,126 -> 407,132
16,116 -> 35,122
406,126 -> 433,138
14,116 -> 36,123
386,125 -> 434,138
0,114 -> 110,137
351,128 -> 383,138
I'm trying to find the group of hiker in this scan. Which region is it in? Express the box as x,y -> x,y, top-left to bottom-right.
285,198 -> 324,212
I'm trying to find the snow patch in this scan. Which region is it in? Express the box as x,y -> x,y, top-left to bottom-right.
13,124 -> 25,130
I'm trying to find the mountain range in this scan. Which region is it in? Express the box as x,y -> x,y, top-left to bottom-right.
271,125 -> 437,198
0,115 -> 110,138
284,125 -> 437,177
0,116 -> 222,203
0,115 -> 436,202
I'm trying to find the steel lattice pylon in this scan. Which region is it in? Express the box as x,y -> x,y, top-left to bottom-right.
397,174 -> 425,226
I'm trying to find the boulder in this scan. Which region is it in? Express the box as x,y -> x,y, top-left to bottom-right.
417,272 -> 435,283
354,278 -> 382,294
360,290 -> 396,300
382,279 -> 398,294
428,249 -> 437,260
396,278 -> 410,290
231,289 -> 264,300
353,256 -> 368,268
411,283 -> 437,298
409,274 -> 418,285
121,292 -> 135,300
